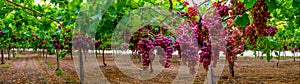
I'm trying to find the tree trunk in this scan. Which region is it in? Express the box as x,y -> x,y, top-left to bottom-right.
276,58 -> 280,67
79,49 -> 84,84
84,49 -> 87,61
45,49 -> 48,62
12,48 -> 15,58
294,53 -> 296,62
1,49 -> 4,64
102,49 -> 107,66
7,49 -> 10,60
56,49 -> 60,70
234,54 -> 237,61
277,51 -> 281,67
229,62 -> 234,77
71,52 -> 73,60
150,61 -> 153,72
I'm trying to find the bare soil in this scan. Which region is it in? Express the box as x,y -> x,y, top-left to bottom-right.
0,53 -> 299,84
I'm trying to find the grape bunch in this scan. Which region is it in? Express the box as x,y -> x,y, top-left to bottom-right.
234,40 -> 245,54
225,36 -> 236,62
137,39 -> 154,67
73,32 -> 95,50
153,34 -> 174,68
199,41 -> 212,70
245,24 -> 258,45
264,26 -> 278,36
213,2 -> 232,17
183,1 -> 189,6
233,2 -> 246,15
251,0 -> 270,37
177,34 -> 199,74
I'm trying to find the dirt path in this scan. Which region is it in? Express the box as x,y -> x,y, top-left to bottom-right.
0,54 -> 66,84
1,54 -> 299,83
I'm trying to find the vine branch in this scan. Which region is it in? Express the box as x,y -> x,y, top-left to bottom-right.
6,0 -> 62,25
169,0 -> 173,11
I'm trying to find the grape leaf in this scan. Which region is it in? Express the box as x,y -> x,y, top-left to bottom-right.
235,13 -> 249,28
245,0 -> 256,9
267,0 -> 277,12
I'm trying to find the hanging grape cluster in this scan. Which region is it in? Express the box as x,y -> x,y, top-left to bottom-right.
132,25 -> 176,68
234,2 -> 246,15
72,32 -> 95,50
138,39 -> 154,67
177,34 -> 199,74
264,26 -> 278,36
199,41 -> 211,69
153,34 -> 174,68
251,0 -> 271,37
213,2 -> 232,17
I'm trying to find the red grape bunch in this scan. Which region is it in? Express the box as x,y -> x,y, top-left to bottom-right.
153,34 -> 174,68
137,39 -> 154,67
177,34 -> 199,74
264,26 -> 278,36
251,0 -> 271,37
213,2 -> 232,17
233,2 -> 246,15
73,33 -> 95,50
245,24 -> 258,45
199,41 -> 212,70
225,36 -> 236,62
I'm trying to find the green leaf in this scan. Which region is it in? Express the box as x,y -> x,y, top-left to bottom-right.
243,0 -> 248,3
164,30 -> 171,36
265,0 -> 277,12
245,0 -> 256,9
235,13 -> 249,28
2,30 -> 9,33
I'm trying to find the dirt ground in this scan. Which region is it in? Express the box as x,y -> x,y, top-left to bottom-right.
0,53 -> 299,84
